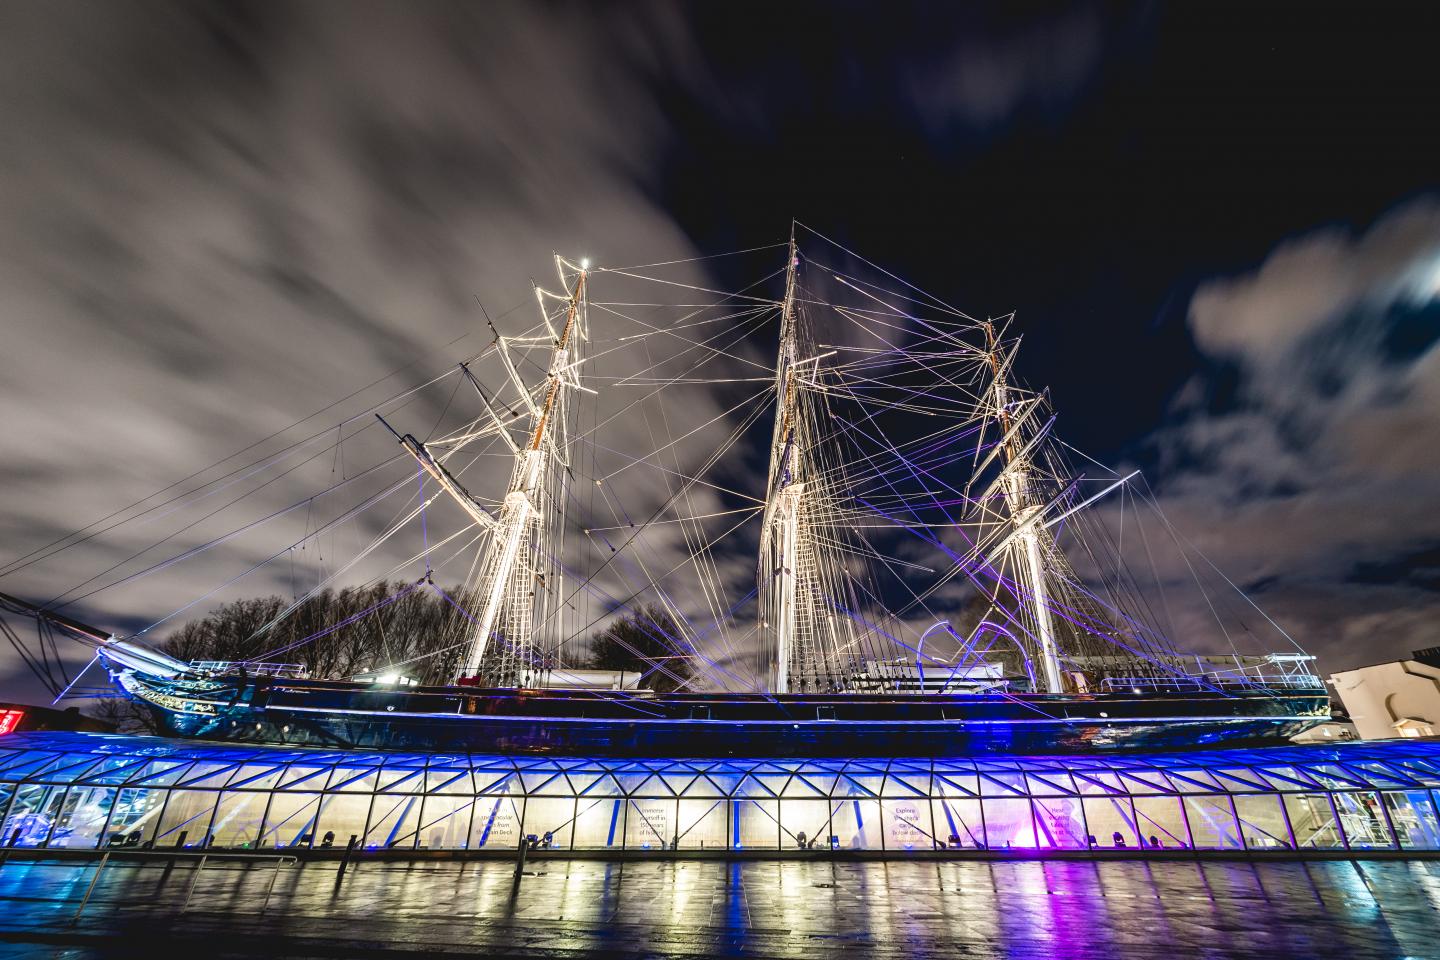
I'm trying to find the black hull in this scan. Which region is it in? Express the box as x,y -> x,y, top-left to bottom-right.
117,670 -> 1330,758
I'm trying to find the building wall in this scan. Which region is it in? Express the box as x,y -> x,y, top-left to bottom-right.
1330,660 -> 1440,740
1291,721 -> 1359,744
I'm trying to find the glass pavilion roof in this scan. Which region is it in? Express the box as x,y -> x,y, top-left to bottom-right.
3,731 -> 1439,799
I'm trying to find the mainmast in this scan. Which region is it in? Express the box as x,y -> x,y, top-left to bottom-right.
758,235 -> 853,694
764,237 -> 803,694
983,322 -> 1065,694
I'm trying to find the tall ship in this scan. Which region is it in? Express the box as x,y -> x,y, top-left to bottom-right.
1,228 -> 1329,756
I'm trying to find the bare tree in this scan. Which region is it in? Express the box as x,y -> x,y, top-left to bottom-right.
586,604 -> 695,693
87,581 -> 474,729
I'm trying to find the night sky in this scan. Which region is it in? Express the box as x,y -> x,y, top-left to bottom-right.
1,1 -> 1438,701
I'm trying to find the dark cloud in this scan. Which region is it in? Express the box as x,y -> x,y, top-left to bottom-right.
1143,198 -> 1440,673
1,1 -> 1436,705
0,2 -> 721,701
904,5 -> 1107,134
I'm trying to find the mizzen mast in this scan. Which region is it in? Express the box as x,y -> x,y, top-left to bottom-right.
982,321 -> 1065,694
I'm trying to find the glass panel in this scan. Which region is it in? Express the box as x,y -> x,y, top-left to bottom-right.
467,794 -> 523,850
1032,797 -> 1086,849
932,797 -> 985,849
1133,796 -> 1188,849
880,799 -> 935,851
375,768 -> 424,793
79,757 -> 146,786
733,799 -> 780,849
179,762 -> 240,789
521,769 -> 569,793
675,799 -> 727,850
1333,792 -> 1393,849
418,795 -> 478,850
1182,795 -> 1242,850
279,765 -> 330,789
1081,796 -> 1137,849
624,798 -> 675,849
426,769 -> 473,794
154,789 -> 218,847
47,786 -> 117,849
776,799 -> 829,850
105,787 -> 167,848
314,793 -> 372,849
981,798 -> 1036,848
1117,771 -> 1168,795
978,773 -> 1027,797
228,763 -> 283,791
1166,769 -> 1224,793
328,767 -> 380,793
680,774 -> 728,797
0,750 -> 54,778
1025,773 -> 1076,797
572,796 -> 624,849
1234,794 -> 1291,850
932,772 -> 979,797
1074,772 -> 1124,796
884,770 -> 932,797
211,791 -> 268,848
132,761 -> 191,787
1282,793 -> 1344,849
828,798 -> 881,851
1214,768 -> 1266,792
1380,791 -> 1440,850
780,774 -> 828,798
1306,764 -> 1367,790
751,775 -> 790,798
840,773 -> 884,797
1,783 -> 61,847
365,793 -> 423,850
40,757 -> 101,785
532,771 -> 580,796
260,793 -> 323,849
1257,765 -> 1316,791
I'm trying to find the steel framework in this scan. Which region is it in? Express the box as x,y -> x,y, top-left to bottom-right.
2,732 -> 1438,854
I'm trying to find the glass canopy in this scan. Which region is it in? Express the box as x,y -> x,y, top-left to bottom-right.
2,731 -> 1438,854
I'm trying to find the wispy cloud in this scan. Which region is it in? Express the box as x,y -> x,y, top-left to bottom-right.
1144,198 -> 1440,672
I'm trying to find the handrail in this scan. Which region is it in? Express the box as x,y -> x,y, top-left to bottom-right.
189,660 -> 308,678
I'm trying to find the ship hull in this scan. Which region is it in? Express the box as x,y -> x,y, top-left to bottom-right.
112,667 -> 1329,757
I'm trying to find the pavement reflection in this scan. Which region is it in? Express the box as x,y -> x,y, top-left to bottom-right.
0,856 -> 1438,958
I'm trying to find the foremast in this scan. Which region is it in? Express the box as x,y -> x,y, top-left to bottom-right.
391,259 -> 588,686
457,265 -> 588,683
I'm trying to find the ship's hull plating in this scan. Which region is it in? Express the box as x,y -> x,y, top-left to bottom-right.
112,667 -> 1330,757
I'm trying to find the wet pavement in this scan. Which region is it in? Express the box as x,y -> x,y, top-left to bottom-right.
0,855 -> 1438,958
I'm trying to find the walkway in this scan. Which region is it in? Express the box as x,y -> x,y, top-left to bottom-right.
0,856 -> 1438,957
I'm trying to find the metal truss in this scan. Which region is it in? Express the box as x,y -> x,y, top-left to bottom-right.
3,732 -> 1439,853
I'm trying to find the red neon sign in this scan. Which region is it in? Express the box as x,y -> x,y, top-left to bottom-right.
0,710 -> 24,736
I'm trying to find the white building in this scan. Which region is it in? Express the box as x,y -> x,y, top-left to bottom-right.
1291,720 -> 1358,744
1329,647 -> 1440,740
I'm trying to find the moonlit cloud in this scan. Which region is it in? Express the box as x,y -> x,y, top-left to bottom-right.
1189,200 -> 1440,358
0,3 -> 733,699
1144,197 -> 1440,673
